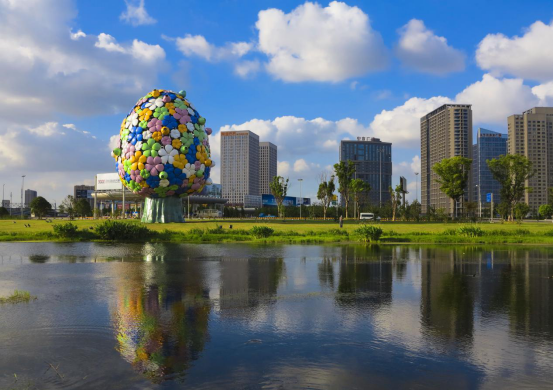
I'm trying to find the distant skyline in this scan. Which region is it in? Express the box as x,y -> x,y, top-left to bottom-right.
1,0 -> 552,204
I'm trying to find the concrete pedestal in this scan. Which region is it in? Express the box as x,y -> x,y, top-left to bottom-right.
141,197 -> 185,223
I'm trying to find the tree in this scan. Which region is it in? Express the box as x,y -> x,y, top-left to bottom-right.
333,160 -> 356,219
29,196 -> 51,219
514,203 -> 530,222
350,179 -> 370,219
487,154 -> 534,221
317,174 -> 335,220
59,195 -> 76,220
432,156 -> 472,219
407,200 -> 421,221
269,176 -> 289,218
0,206 -> 8,217
74,199 -> 92,218
539,204 -> 553,219
389,185 -> 402,221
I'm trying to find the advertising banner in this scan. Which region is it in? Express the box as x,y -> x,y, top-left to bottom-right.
97,173 -> 123,191
262,194 -> 311,207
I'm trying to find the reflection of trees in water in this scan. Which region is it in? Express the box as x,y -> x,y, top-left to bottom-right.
420,247 -> 477,344
112,260 -> 210,383
219,258 -> 286,315
335,246 -> 393,309
318,258 -> 335,289
488,248 -> 553,339
28,255 -> 50,263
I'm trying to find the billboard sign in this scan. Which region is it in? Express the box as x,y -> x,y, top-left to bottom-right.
486,193 -> 492,203
400,176 -> 407,192
97,173 -> 123,191
262,194 -> 311,207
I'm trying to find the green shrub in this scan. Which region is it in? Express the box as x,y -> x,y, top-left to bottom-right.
250,226 -> 274,238
53,222 -> 79,238
95,220 -> 151,241
354,225 -> 383,242
512,228 -> 530,236
188,228 -> 205,235
457,225 -> 484,237
206,225 -> 224,234
442,228 -> 457,236
327,228 -> 349,236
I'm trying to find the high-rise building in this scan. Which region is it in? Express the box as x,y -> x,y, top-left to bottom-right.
221,130 -> 260,206
507,107 -> 553,210
24,189 -> 37,206
421,104 -> 473,216
74,185 -> 95,209
340,137 -> 392,206
259,142 -> 277,195
472,128 -> 507,207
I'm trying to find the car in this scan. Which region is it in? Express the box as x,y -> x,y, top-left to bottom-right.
360,213 -> 375,220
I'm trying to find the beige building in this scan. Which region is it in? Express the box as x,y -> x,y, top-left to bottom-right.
221,130 -> 260,206
259,142 -> 277,195
421,104 -> 473,216
507,107 -> 553,210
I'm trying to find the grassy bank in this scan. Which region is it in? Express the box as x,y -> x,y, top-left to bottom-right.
2,219 -> 553,245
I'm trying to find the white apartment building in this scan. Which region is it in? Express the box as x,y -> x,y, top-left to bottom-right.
221,130 -> 260,205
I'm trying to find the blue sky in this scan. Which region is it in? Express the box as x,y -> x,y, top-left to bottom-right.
2,0 -> 553,205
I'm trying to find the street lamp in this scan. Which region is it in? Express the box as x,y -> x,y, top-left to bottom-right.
414,172 -> 419,202
21,175 -> 25,219
298,179 -> 303,220
331,175 -> 338,220
476,184 -> 481,220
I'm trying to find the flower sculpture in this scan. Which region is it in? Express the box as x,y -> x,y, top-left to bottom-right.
112,89 -> 215,223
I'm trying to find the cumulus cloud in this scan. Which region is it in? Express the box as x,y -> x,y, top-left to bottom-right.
234,60 -> 261,78
278,161 -> 291,176
455,74 -> 539,123
175,34 -> 253,62
476,20 -> 553,81
0,0 -> 166,119
119,0 -> 156,26
256,1 -> 388,82
396,19 -> 465,75
369,96 -> 452,147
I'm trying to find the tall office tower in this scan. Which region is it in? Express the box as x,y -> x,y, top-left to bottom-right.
259,142 -> 278,195
472,128 -> 507,206
221,130 -> 260,206
421,104 -> 473,216
340,137 -> 392,206
24,189 -> 38,207
507,107 -> 553,210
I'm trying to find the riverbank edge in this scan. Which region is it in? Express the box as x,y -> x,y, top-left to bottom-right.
3,231 -> 553,245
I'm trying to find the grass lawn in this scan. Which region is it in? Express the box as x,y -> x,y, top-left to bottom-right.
1,218 -> 553,244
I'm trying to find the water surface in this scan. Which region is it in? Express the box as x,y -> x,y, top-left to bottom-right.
1,243 -> 552,389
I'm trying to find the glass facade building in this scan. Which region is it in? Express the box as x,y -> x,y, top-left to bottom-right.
340,138 -> 392,206
472,128 -> 506,206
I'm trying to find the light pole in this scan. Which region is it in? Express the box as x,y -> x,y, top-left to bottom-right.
2,183 -> 4,207
476,185 -> 482,220
331,175 -> 338,220
414,172 -> 419,202
298,179 -> 303,220
21,175 -> 25,219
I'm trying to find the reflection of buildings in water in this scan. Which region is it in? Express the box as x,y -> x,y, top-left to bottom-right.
487,248 -> 553,339
336,246 -> 393,309
219,258 -> 286,315
420,247 -> 478,343
111,260 -> 211,382
318,258 -> 336,289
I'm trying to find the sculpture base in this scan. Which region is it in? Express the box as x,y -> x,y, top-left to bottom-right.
141,197 -> 185,223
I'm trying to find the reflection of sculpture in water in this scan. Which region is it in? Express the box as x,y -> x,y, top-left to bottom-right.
111,261 -> 210,382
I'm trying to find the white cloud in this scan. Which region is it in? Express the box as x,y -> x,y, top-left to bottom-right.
531,81 -> 553,106
0,0 -> 167,119
396,19 -> 465,75
476,20 -> 553,81
234,60 -> 261,78
175,34 -> 253,62
95,33 -> 165,62
410,155 -> 420,173
455,74 -> 539,123
278,161 -> 291,176
294,158 -> 318,172
256,1 -> 388,82
119,0 -> 156,27
28,122 -> 62,137
70,29 -> 86,40
369,96 -> 452,147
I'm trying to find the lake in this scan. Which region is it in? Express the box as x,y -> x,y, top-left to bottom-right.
0,243 -> 552,389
